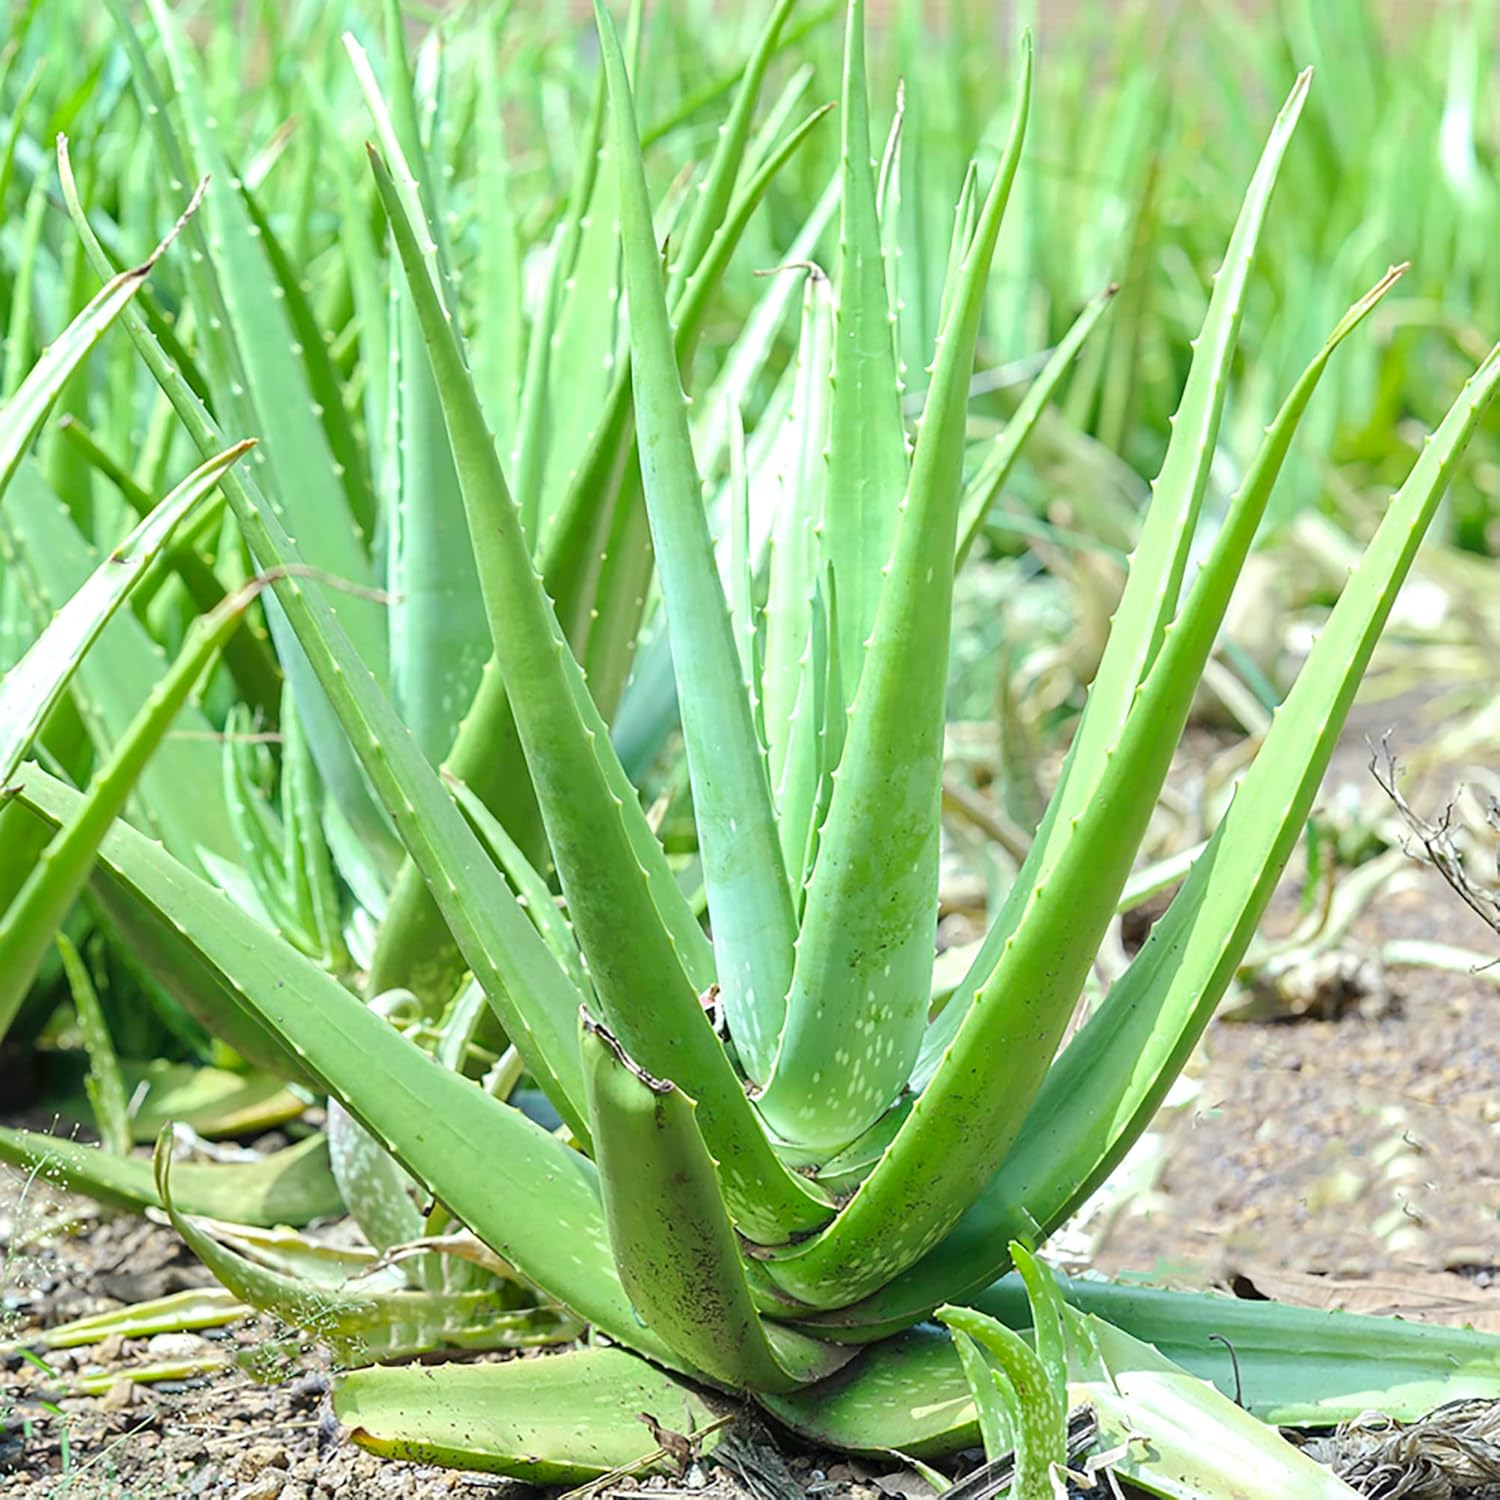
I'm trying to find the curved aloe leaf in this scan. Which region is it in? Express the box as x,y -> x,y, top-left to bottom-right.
0,443 -> 245,788
822,0 -> 910,678
0,1124 -> 341,1227
53,416 -> 282,715
327,1100 -> 426,1263
757,36 -> 1032,1151
335,1346 -> 718,1483
0,559 -> 260,1038
762,1325 -> 978,1456
79,1062 -> 302,1143
767,1271 -> 1500,1453
130,0 -> 382,668
156,1135 -> 578,1364
948,1327 -> 1010,1460
582,1017 -> 845,1394
346,11 -> 488,766
363,150 -> 718,1004
822,321 -> 1500,1335
60,138 -> 598,1138
87,13 -> 399,875
761,92 -> 1370,1313
597,0 -> 797,1085
365,667 -> 545,1011
762,268 -> 834,857
1065,1310 -> 1361,1498
9,766 -> 675,1368
941,71 -> 1312,1029
368,142 -> 831,1240
665,0 -> 799,304
937,1303 -> 1064,1496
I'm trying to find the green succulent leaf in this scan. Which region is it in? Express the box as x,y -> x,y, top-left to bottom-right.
10,766 -> 672,1366
155,1133 -> 580,1364
0,442 -> 246,790
335,1346 -> 719,1483
835,314 -> 1499,1335
369,133 -> 831,1241
0,570 -> 262,1039
0,1123 -> 341,1227
942,70 -> 1314,1032
581,1015 -> 846,1393
757,33 -> 1032,1153
55,133 -> 404,888
597,0 -> 798,1086
1065,1309 -> 1361,1498
768,1270 -> 1500,1453
937,1302 -> 1066,1498
821,0 -> 910,679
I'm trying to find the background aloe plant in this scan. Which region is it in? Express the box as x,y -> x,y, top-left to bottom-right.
2,0 -> 1500,1488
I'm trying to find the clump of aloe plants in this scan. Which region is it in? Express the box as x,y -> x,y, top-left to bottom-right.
2,0 -> 1500,1487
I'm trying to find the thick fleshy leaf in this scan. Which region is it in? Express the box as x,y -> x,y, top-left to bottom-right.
55,1062 -> 304,1143
9,767 -> 673,1368
52,415 -> 282,714
58,129 -> 405,888
761,89 -> 1370,1314
349,10 -> 488,766
0,574 -> 262,1038
821,0 -> 909,679
762,269 -> 834,855
448,777 -> 590,999
766,1273 -> 1500,1451
597,0 -> 797,1087
1065,1310 -> 1361,1498
156,1135 -> 579,1364
335,1346 -> 718,1482
827,324 -> 1500,1333
581,1017 -> 845,1394
59,146 -> 597,1137
0,442 -> 246,788
0,1124 -> 341,1227
757,37 -> 1032,1151
937,1303 -> 1064,1494
369,141 -> 831,1240
942,71 -> 1313,1029
129,0 -> 382,671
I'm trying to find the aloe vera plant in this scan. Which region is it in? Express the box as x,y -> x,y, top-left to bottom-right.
3,0 -> 1500,1485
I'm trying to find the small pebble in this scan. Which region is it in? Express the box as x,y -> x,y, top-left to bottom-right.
233,1474 -> 286,1500
240,1440 -> 289,1477
147,1331 -> 209,1360
100,1377 -> 136,1411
